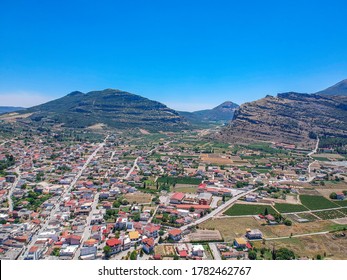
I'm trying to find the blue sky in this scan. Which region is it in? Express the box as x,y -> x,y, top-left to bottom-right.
1,0 -> 347,111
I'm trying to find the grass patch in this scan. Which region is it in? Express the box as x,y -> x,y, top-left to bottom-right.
224,204 -> 276,216
274,203 -> 308,213
335,200 -> 347,207
157,176 -> 202,185
300,195 -> 339,210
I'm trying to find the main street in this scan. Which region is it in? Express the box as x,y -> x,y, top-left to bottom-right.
73,193 -> 100,260
7,165 -> 21,212
20,136 -> 108,259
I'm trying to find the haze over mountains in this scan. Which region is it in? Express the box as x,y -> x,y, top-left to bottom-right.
0,106 -> 25,114
178,101 -> 239,126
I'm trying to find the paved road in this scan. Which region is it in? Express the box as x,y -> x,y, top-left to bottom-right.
73,193 -> 100,260
125,157 -> 139,179
7,166 -> 21,212
180,187 -> 259,231
20,136 -> 108,259
209,243 -> 221,260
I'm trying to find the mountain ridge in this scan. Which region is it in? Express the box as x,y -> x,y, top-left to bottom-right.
22,89 -> 189,131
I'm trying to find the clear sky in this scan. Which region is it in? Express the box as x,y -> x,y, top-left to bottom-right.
1,0 -> 347,111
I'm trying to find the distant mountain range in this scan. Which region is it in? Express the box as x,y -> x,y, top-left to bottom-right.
2,89 -> 237,131
218,79 -> 347,147
316,79 -> 347,96
178,101 -> 239,126
0,106 -> 25,114
3,78 -> 347,143
21,89 -> 190,131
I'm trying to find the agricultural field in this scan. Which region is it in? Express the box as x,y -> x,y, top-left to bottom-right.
224,203 -> 276,216
200,154 -> 233,165
299,195 -> 339,210
157,176 -> 202,185
314,210 -> 346,220
200,217 -> 274,241
124,193 -> 153,204
154,245 -> 177,257
274,203 -> 308,213
187,229 -> 223,242
172,184 -> 198,193
296,213 -> 319,222
336,207 -> 347,215
335,200 -> 347,207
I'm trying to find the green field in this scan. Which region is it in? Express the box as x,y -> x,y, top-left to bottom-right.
224,204 -> 276,216
337,207 -> 347,215
157,176 -> 202,185
335,200 -> 347,207
299,195 -> 339,210
313,210 -> 346,220
274,203 -> 308,213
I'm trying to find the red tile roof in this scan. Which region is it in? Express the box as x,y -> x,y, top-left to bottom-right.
106,238 -> 121,247
169,229 -> 182,236
170,192 -> 185,201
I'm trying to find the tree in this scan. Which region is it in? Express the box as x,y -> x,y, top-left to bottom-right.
284,219 -> 292,226
158,236 -> 163,244
264,207 -> 269,216
248,250 -> 257,260
103,246 -> 111,259
189,206 -> 195,212
274,248 -> 295,260
329,192 -> 337,200
130,250 -> 138,260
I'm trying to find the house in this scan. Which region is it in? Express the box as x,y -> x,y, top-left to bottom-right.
142,237 -> 155,254
197,192 -> 213,205
168,229 -> 182,241
115,217 -> 128,230
170,192 -> 185,204
65,235 -> 82,245
336,193 -> 345,200
123,237 -> 131,251
143,225 -> 160,238
106,238 -> 122,255
91,214 -> 104,225
129,231 -> 140,245
234,237 -> 247,249
59,244 -> 78,257
25,246 -> 43,260
80,244 -> 97,259
245,194 -> 257,202
221,249 -> 247,259
192,244 -> 204,257
246,229 -> 263,240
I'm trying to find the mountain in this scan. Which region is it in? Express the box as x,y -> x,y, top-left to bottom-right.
179,101 -> 239,126
316,79 -> 347,96
218,92 -> 347,147
0,106 -> 25,114
21,89 -> 189,131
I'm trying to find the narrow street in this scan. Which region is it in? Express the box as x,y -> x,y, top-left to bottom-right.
20,136 -> 108,259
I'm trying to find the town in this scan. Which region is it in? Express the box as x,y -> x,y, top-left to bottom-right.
1,127 -> 347,260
